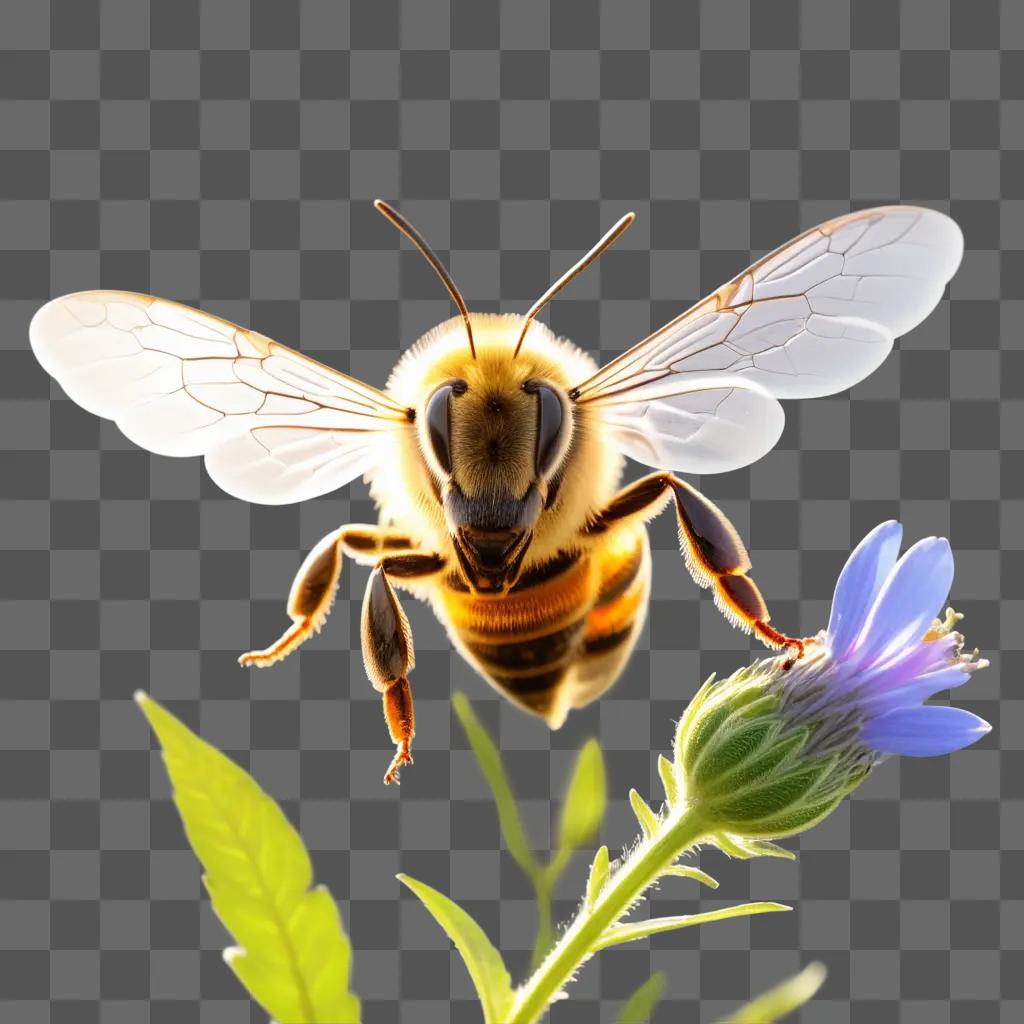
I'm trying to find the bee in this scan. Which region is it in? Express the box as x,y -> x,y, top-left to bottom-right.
31,202 -> 962,783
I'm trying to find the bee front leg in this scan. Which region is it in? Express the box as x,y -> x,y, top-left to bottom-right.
361,553 -> 445,785
586,473 -> 807,660
668,477 -> 808,661
239,525 -> 418,669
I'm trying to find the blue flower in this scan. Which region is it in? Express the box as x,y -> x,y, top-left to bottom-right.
674,522 -> 990,841
817,520 -> 990,757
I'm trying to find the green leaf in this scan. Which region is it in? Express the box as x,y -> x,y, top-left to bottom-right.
452,693 -> 537,876
662,864 -> 719,889
616,972 -> 666,1024
136,692 -> 359,1024
628,788 -> 658,838
657,754 -> 679,807
714,833 -> 796,861
594,902 -> 790,951
721,962 -> 826,1024
398,873 -> 515,1024
558,737 -> 606,852
584,845 -> 611,910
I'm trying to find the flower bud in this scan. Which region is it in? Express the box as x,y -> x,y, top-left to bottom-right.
675,659 -> 869,839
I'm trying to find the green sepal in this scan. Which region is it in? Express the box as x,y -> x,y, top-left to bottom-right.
584,845 -> 611,910
733,793 -> 847,840
704,727 -> 809,798
680,701 -> 734,776
595,902 -> 790,951
679,678 -> 775,777
629,789 -> 658,837
727,692 -> 780,723
713,833 -> 796,861
657,754 -> 679,807
661,863 -> 719,888
713,755 -> 837,824
690,718 -> 776,792
673,673 -> 717,760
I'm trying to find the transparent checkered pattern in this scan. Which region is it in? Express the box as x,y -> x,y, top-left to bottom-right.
0,1 -> 1017,1021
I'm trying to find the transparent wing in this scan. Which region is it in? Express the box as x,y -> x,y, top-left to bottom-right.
30,290 -> 411,504
599,379 -> 785,475
574,206 -> 963,473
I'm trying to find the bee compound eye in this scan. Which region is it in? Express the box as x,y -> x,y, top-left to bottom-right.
525,380 -> 568,477
424,381 -> 463,475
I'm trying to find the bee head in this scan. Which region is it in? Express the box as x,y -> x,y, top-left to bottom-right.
419,366 -> 573,593
374,200 -> 631,592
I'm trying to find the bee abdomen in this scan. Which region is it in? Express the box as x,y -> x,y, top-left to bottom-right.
582,623 -> 636,655
570,529 -> 651,712
465,617 -> 586,674
486,665 -> 574,719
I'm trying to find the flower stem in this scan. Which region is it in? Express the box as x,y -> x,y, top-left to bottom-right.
509,805 -> 709,1024
529,882 -> 553,973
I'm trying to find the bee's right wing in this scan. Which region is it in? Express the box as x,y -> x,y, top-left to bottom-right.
30,290 -> 412,504
572,205 -> 963,474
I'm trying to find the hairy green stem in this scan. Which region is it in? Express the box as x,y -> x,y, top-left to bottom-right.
530,882 -> 553,973
529,847 -> 573,970
509,805 -> 709,1024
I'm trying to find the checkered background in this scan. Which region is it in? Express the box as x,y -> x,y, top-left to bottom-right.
0,0 -> 1016,1021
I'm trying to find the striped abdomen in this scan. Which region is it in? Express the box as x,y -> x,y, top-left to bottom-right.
439,525 -> 650,726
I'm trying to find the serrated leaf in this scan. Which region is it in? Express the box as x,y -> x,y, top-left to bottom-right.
616,971 -> 666,1024
398,873 -> 514,1024
720,962 -> 826,1023
657,754 -> 679,807
136,692 -> 359,1024
594,902 -> 790,951
452,693 -> 537,876
584,845 -> 610,910
558,737 -> 606,852
628,789 -> 658,838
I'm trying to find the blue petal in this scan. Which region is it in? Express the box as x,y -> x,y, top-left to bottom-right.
827,521 -> 903,659
855,537 -> 954,667
862,705 -> 991,757
860,666 -> 973,716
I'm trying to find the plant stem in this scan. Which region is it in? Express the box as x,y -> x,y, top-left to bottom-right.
508,805 -> 709,1024
530,881 -> 553,973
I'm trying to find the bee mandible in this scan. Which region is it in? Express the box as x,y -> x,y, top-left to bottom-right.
30,202 -> 963,782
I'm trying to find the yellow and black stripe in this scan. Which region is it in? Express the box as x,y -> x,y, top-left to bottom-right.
441,525 -> 649,723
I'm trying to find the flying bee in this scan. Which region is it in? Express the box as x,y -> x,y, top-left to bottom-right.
31,202 -> 963,783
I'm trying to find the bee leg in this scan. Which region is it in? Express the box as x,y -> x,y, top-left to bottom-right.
337,525 -> 418,565
361,553 -> 445,785
668,477 -> 807,660
239,525 -> 419,669
585,473 -> 807,660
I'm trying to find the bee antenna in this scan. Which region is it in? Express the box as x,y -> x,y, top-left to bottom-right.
374,199 -> 476,359
513,211 -> 635,359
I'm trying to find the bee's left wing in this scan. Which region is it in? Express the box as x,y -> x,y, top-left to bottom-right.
572,205 -> 963,473
30,290 -> 412,504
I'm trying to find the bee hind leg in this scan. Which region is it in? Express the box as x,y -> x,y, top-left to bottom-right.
361,553 -> 445,785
